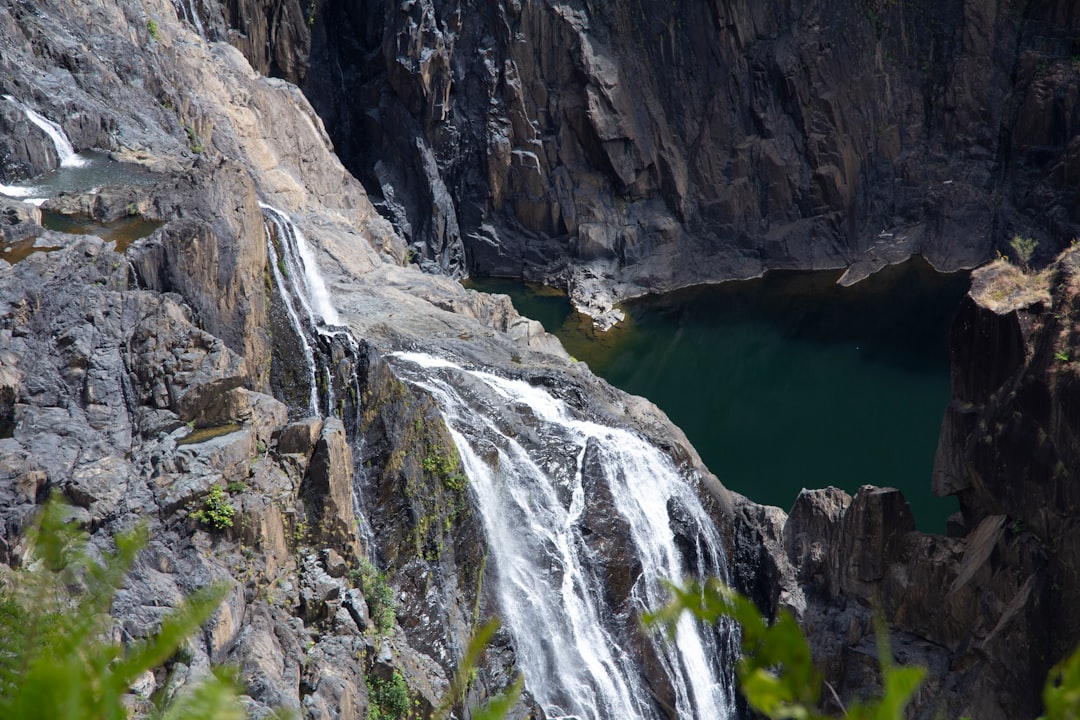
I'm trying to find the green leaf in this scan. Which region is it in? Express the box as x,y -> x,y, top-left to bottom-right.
113,583 -> 230,690
1041,644 -> 1080,720
156,666 -> 245,720
471,674 -> 524,720
434,617 -> 503,719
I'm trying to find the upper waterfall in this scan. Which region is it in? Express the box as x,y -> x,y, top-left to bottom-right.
389,352 -> 737,720
261,202 -> 358,420
4,95 -> 87,168
259,203 -> 340,327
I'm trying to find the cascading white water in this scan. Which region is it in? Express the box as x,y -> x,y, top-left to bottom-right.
172,0 -> 206,38
259,203 -> 341,327
390,352 -> 737,720
264,221 -> 320,414
3,95 -> 87,168
260,202 -> 365,427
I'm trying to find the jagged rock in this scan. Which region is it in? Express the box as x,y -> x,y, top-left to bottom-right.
127,299 -> 247,422
277,417 -> 324,456
301,635 -> 368,720
64,454 -> 133,523
0,200 -> 41,243
322,548 -> 348,578
303,417 -> 358,558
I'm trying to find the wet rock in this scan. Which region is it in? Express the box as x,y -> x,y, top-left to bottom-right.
0,200 -> 41,243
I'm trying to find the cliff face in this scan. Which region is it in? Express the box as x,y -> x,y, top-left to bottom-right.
4,0 -> 1080,717
0,1 -> 739,716
728,251 -> 1080,719
206,0 -> 1080,322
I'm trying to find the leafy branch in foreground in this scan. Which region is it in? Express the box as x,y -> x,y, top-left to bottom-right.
0,496 -> 244,720
1041,643 -> 1080,720
645,578 -> 925,720
432,617 -> 523,720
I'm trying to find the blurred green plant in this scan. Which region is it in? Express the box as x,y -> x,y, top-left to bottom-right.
1041,643 -> 1080,720
645,578 -> 925,720
0,495 -> 244,720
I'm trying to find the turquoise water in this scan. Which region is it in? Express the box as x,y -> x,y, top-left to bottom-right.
467,259 -> 969,532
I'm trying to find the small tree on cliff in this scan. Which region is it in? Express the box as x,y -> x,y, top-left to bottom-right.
1010,235 -> 1038,268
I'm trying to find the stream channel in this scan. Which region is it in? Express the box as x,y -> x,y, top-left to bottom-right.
467,258 -> 970,532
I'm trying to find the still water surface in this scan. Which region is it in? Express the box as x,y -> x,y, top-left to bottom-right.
467,258 -> 970,532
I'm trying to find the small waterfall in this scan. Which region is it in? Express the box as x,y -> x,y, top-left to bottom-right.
264,220 -> 320,414
260,203 -> 340,327
4,95 -> 87,168
390,352 -> 737,720
172,0 -> 206,38
260,203 -> 361,426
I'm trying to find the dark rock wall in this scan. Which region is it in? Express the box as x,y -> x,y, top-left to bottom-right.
222,0 -> 1080,299
744,251 -> 1080,720
935,250 -> 1080,671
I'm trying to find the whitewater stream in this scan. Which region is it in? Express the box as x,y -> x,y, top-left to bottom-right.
390,352 -> 737,720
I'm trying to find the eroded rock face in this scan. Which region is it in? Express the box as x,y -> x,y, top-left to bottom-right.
733,251 -> 1080,719
221,0 -> 1080,321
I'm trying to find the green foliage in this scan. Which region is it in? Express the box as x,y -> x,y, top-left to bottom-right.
147,19 -> 160,40
352,558 -> 396,634
226,480 -> 248,494
184,126 -> 204,155
433,618 -> 523,720
1010,235 -> 1038,267
0,496 -> 242,720
190,485 -> 235,531
1055,350 -> 1071,363
422,448 -> 468,492
367,671 -> 410,720
645,578 -> 925,720
1040,643 -> 1080,720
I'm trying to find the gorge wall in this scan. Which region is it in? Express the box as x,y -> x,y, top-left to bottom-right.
728,250 -> 1080,719
199,0 -> 1080,323
3,0 -> 1080,718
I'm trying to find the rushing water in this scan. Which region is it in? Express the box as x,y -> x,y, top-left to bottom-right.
261,202 -> 355,418
468,259 -> 969,532
3,94 -> 86,169
390,352 -> 737,720
171,0 -> 206,38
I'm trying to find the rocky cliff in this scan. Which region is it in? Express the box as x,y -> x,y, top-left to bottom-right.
195,0 -> 1080,325
3,0 -> 1080,718
725,250 -> 1080,719
0,0 -> 736,717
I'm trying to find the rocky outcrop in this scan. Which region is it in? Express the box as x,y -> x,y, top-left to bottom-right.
733,483 -> 1047,720
218,0 -> 1080,324
731,250 -> 1080,719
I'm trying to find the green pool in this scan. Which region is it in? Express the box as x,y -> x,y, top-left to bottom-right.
466,258 -> 970,532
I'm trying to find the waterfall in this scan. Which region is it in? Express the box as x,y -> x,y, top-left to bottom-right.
3,95 -> 87,168
260,203 -> 374,554
259,203 -> 340,327
264,220 -> 320,414
172,0 -> 206,38
259,202 -> 347,416
390,352 -> 737,720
